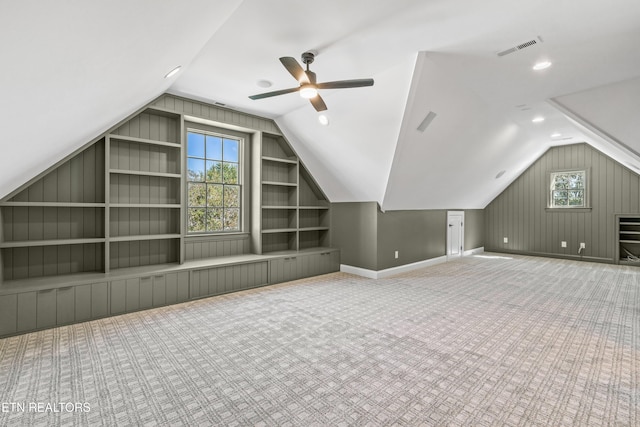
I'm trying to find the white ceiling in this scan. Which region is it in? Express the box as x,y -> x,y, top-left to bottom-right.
2,0 -> 640,209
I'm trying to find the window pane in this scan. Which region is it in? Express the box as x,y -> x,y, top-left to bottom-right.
569,190 -> 584,206
568,173 -> 584,189
223,162 -> 239,184
188,183 -> 206,207
187,132 -> 205,158
206,136 -> 222,160
224,208 -> 240,231
223,139 -> 239,162
206,161 -> 222,183
553,190 -> 568,206
224,185 -> 240,207
188,208 -> 206,232
207,184 -> 223,207
206,208 -> 223,232
553,174 -> 568,190
187,158 -> 205,181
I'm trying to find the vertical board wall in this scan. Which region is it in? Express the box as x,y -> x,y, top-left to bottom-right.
484,143 -> 640,261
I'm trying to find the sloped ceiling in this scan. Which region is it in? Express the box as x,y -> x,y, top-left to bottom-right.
2,0 -> 640,210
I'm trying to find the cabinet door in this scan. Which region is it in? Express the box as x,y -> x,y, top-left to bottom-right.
152,275 -> 166,307
139,277 -> 153,309
75,284 -> 92,322
92,282 -> 109,318
110,280 -> 126,315
125,278 -> 140,312
176,271 -> 189,302
270,258 -> 284,284
0,294 -> 17,336
329,251 -> 340,272
37,289 -> 57,329
17,292 -> 37,332
56,286 -> 75,325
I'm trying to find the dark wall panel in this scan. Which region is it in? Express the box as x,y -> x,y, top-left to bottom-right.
485,143 -> 640,261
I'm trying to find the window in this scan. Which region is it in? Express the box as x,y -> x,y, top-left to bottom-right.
187,130 -> 241,233
549,170 -> 586,208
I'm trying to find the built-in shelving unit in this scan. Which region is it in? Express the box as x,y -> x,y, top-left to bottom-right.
107,107 -> 184,271
616,215 -> 640,265
252,132 -> 331,254
0,94 -> 339,338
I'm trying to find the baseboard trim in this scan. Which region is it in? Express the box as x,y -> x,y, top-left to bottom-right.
340,247 -> 484,279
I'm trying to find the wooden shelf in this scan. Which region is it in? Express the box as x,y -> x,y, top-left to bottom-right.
262,156 -> 297,164
620,240 -> 640,244
110,203 -> 181,209
0,238 -> 105,249
110,169 -> 181,179
261,228 -> 297,234
299,227 -> 329,232
262,181 -> 297,187
262,206 -> 297,210
0,202 -> 106,208
109,234 -> 181,243
108,134 -> 181,149
298,206 -> 329,210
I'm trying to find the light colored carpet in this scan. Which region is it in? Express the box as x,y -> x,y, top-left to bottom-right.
0,253 -> 638,426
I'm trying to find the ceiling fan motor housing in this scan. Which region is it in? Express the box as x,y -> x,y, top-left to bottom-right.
301,51 -> 315,65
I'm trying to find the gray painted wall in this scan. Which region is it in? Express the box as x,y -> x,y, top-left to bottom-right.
485,143 -> 640,262
332,203 -> 484,271
330,202 -> 378,270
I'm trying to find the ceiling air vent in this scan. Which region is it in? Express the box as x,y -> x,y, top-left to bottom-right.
497,36 -> 543,57
417,111 -> 437,132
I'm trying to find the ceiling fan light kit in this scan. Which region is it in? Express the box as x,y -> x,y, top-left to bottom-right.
249,51 -> 374,112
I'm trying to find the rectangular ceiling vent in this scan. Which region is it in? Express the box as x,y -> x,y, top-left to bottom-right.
497,36 -> 543,57
417,111 -> 437,132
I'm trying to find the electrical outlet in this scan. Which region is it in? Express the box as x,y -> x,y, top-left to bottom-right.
580,243 -> 586,249
394,250 -> 399,259
503,237 -> 508,243
561,241 -> 567,248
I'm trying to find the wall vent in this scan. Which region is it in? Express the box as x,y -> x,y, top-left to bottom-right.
497,36 -> 543,57
417,111 -> 437,132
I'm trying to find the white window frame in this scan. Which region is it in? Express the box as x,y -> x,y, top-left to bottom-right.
186,128 -> 244,235
549,169 -> 588,209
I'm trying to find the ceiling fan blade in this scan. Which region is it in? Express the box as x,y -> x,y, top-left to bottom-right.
249,87 -> 300,100
309,94 -> 327,112
280,57 -> 309,84
317,79 -> 374,90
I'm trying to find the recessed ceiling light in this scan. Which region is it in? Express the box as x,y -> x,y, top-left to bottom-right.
257,80 -> 272,88
551,132 -> 562,138
164,66 -> 181,79
532,116 -> 545,123
318,114 -> 329,126
533,61 -> 552,71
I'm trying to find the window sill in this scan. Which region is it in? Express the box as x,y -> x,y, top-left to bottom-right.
545,207 -> 592,212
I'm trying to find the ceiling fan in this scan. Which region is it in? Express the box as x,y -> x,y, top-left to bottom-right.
249,51 -> 374,112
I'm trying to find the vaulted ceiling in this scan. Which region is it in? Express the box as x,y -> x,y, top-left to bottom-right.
2,0 -> 640,210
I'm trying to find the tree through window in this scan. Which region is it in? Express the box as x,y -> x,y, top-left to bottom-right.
187,130 -> 241,233
550,170 -> 586,208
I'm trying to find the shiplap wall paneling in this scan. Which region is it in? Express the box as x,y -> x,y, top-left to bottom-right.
139,277 -> 153,310
112,111 -> 180,144
2,243 -> 104,281
184,236 -> 250,261
110,280 -> 126,315
152,275 -> 166,307
0,294 -> 17,336
262,209 -> 297,231
110,139 -> 180,175
299,230 -> 330,250
109,239 -> 179,270
110,207 -> 179,237
262,184 -> 297,207
8,141 -> 105,204
152,94 -> 280,135
262,231 -> 297,253
485,143 -> 640,261
110,175 -> 180,205
262,159 -> 297,184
